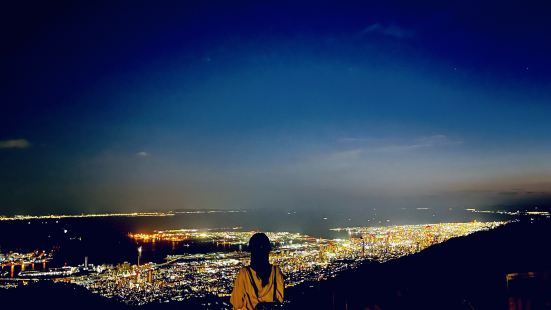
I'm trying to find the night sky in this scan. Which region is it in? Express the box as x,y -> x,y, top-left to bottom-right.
2,1 -> 551,214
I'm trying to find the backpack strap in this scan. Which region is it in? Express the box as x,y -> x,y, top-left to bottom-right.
272,265 -> 278,302
245,267 -> 260,298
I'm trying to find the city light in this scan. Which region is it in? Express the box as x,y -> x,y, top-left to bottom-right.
1,221 -> 508,305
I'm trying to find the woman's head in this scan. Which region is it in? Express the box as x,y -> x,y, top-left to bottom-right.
248,232 -> 272,286
248,232 -> 271,255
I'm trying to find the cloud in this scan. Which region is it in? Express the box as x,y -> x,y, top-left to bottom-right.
361,23 -> 412,39
136,151 -> 150,157
338,134 -> 462,153
0,139 -> 30,149
388,134 -> 461,151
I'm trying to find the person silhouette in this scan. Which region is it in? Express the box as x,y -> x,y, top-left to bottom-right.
230,232 -> 285,310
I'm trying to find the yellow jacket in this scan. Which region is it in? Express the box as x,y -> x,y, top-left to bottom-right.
230,265 -> 284,310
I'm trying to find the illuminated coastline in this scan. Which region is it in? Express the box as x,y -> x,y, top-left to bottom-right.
465,208 -> 551,217
0,221 -> 508,305
0,210 -> 246,222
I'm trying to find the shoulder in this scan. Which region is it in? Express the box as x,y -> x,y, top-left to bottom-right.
236,266 -> 249,279
238,266 -> 249,274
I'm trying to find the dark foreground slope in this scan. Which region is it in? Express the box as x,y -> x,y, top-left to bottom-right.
2,219 -> 550,310
0,281 -> 120,309
286,218 -> 551,309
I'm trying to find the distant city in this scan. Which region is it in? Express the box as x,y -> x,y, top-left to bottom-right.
0,210 -> 246,221
0,216 -> 520,306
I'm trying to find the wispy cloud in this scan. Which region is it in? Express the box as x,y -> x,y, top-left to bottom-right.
371,135 -> 461,153
361,23 -> 413,39
136,151 -> 150,157
0,139 -> 30,149
338,134 -> 461,153
299,135 -> 460,172
276,134 -> 468,194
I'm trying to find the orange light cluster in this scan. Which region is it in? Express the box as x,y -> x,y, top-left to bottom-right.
128,232 -> 191,242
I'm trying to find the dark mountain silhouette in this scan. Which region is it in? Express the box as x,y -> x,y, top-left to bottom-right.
0,281 -> 121,310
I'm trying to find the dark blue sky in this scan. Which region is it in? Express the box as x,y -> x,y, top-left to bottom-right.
2,1 -> 551,214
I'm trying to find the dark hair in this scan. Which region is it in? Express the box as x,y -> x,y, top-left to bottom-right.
248,233 -> 272,287
248,232 -> 271,253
